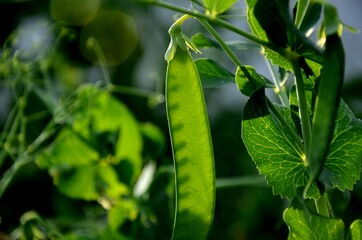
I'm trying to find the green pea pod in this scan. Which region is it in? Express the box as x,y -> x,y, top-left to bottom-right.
166,47 -> 215,239
309,33 -> 345,182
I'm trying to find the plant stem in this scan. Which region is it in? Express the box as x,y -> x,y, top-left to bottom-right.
139,0 -> 280,53
315,192 -> 334,218
291,57 -> 311,166
216,175 -> 268,189
87,37 -> 111,85
107,84 -> 164,99
265,59 -> 289,107
198,19 -> 254,83
0,156 -> 33,199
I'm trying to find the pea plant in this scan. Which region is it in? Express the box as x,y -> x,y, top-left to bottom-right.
145,0 -> 362,239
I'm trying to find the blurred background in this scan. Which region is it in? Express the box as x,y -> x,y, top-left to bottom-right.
0,0 -> 361,239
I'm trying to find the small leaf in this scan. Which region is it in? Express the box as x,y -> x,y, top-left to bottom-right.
195,58 -> 234,88
191,33 -> 219,49
108,199 -> 138,231
235,65 -> 267,96
166,48 -> 215,239
56,165 -> 99,200
350,220 -> 362,240
242,87 -> 319,199
36,128 -> 99,168
203,0 -> 238,15
283,207 -> 345,240
324,4 -> 342,35
191,33 -> 260,51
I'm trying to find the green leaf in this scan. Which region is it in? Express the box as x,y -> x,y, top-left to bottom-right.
246,0 -> 293,71
242,87 -> 319,199
350,220 -> 362,240
309,34 -> 345,181
298,2 -> 322,34
319,101 -> 362,191
235,65 -> 267,96
253,0 -> 288,48
141,122 -> 166,159
56,165 -> 98,200
294,0 -> 310,29
283,207 -> 345,240
36,128 -> 99,168
74,86 -> 143,184
54,164 -> 129,201
195,58 -> 234,88
324,4 -> 342,35
191,33 -> 260,51
108,199 -> 138,231
203,0 -> 238,15
166,48 -> 215,239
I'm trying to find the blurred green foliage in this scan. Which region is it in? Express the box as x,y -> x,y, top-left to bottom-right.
0,0 -> 361,239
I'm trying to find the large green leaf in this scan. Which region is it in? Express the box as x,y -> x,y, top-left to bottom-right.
203,0 -> 238,15
73,86 -> 142,178
166,48 -> 215,239
36,86 -> 142,200
283,207 -> 345,240
290,83 -> 362,192
242,87 -> 319,199
246,0 -> 322,70
36,128 -> 99,168
319,101 -> 362,190
350,220 -> 362,240
246,0 -> 293,71
195,58 -> 234,88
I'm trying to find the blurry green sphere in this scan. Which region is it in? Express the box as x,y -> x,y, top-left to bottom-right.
80,11 -> 138,67
50,0 -> 100,26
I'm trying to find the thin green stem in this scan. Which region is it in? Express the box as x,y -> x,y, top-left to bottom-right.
107,84 -> 164,99
265,59 -> 289,107
26,121 -> 57,155
216,175 -> 269,189
198,19 -> 254,82
315,192 -> 334,218
86,37 -> 111,85
0,156 -> 33,199
0,102 -> 19,148
139,0 -> 280,53
18,96 -> 27,156
291,58 -> 311,166
0,110 -> 21,167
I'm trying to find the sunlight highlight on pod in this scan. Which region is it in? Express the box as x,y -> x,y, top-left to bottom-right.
80,11 -> 138,67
